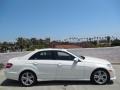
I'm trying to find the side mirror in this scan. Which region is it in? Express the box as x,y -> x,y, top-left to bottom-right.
74,57 -> 80,62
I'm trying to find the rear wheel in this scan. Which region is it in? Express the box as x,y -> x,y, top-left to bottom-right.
91,69 -> 110,85
19,71 -> 37,86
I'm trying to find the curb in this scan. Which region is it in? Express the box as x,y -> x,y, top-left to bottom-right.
111,63 -> 120,65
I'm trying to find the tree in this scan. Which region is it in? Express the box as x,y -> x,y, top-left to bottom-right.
106,36 -> 111,43
1,42 -> 8,52
30,38 -> 38,45
16,37 -> 27,51
111,39 -> 120,46
106,36 -> 111,46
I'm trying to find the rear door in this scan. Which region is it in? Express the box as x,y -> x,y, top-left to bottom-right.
28,50 -> 58,80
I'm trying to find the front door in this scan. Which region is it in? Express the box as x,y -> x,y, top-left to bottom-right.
55,51 -> 84,80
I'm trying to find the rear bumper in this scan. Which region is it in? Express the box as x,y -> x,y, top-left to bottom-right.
4,69 -> 19,81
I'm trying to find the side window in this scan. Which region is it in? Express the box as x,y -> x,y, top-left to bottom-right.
29,51 -> 53,60
56,51 -> 75,60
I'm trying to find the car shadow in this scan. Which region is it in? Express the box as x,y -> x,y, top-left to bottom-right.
0,79 -> 21,87
0,79 -> 114,87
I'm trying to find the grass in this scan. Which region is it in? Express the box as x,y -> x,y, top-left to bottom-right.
0,63 -> 4,70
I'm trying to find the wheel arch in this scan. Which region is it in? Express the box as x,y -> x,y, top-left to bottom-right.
19,69 -> 37,81
90,68 -> 110,81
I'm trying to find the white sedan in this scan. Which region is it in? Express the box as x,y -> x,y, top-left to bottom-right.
4,48 -> 116,86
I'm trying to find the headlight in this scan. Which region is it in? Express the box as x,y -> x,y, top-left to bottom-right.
107,64 -> 112,68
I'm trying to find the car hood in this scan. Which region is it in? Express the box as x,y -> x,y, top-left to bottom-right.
84,56 -> 110,64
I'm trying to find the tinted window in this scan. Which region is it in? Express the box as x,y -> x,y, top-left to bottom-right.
29,51 -> 53,60
56,51 -> 75,60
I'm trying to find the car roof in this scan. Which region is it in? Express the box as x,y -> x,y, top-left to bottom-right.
35,48 -> 67,52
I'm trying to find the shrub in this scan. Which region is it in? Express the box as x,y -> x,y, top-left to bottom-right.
0,63 -> 4,70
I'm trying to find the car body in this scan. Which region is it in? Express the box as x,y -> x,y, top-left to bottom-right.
4,48 -> 116,86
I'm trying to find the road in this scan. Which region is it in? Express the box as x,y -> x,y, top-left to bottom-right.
0,65 -> 120,90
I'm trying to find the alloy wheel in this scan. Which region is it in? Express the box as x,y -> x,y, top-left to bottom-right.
20,71 -> 36,86
93,70 -> 108,84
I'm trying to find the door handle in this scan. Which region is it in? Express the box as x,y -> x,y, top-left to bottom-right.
57,63 -> 62,67
32,62 -> 38,65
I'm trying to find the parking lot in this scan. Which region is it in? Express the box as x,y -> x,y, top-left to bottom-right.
0,47 -> 120,90
0,65 -> 119,90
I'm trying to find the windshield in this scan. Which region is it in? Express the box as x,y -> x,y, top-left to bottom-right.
67,50 -> 85,60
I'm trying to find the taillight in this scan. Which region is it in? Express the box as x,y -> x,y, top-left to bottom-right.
5,63 -> 13,68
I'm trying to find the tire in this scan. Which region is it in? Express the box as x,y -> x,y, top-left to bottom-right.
91,69 -> 110,85
19,71 -> 37,86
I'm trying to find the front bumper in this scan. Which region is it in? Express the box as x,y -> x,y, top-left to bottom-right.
108,68 -> 116,80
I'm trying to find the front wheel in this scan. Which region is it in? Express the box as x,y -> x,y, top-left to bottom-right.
91,69 -> 110,85
19,71 -> 37,86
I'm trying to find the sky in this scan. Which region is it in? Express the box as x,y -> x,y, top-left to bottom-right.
0,0 -> 120,41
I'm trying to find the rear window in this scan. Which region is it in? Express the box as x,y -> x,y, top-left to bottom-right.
29,51 -> 53,60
